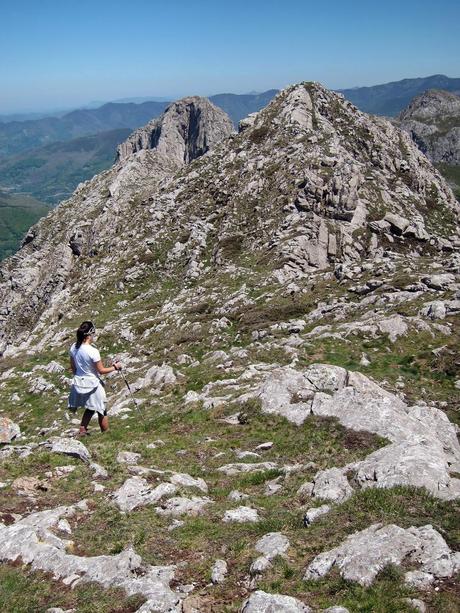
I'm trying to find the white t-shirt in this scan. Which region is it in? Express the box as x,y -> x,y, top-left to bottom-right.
70,343 -> 101,378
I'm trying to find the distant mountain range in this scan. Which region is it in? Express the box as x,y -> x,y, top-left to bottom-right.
339,74 -> 460,116
0,101 -> 169,158
1,77 -> 460,260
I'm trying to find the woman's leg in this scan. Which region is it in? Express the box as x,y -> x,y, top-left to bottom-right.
98,411 -> 109,432
79,409 -> 94,434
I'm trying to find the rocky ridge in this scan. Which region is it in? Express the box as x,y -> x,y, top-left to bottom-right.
0,82 -> 459,611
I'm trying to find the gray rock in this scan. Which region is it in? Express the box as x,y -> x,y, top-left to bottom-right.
256,367 -> 314,425
155,496 -> 213,517
384,213 -> 410,235
0,417 -> 20,443
304,523 -> 459,586
112,477 -> 176,512
116,451 -> 141,465
255,441 -> 274,451
169,472 -> 208,493
46,438 -> 90,463
303,505 -> 331,525
228,490 -> 249,501
310,468 -> 353,503
241,590 -> 311,612
235,450 -> 261,460
90,463 -> 108,479
223,506 -> 259,523
404,570 -> 434,590
297,481 -> 314,497
117,97 -> 233,163
211,559 -> 228,584
404,599 -> 426,613
132,363 -> 177,392
217,462 -> 278,476
255,532 -> 290,558
421,273 -> 456,290
419,300 -> 447,320
250,556 -> 272,575
0,501 -> 181,609
323,608 -> 350,613
353,439 -> 460,500
265,477 -> 283,496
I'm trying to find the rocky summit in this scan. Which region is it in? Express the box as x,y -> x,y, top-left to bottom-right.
0,83 -> 459,612
399,89 -> 460,165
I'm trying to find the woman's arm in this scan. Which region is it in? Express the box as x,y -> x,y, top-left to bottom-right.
70,356 -> 76,375
94,360 -> 122,375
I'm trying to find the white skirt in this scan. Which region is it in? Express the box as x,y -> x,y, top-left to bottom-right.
68,375 -> 107,415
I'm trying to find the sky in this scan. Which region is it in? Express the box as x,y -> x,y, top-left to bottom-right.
0,0 -> 459,113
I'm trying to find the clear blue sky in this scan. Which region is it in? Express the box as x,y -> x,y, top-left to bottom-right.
1,0 -> 459,113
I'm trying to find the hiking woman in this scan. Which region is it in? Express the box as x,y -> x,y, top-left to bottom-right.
68,321 -> 121,435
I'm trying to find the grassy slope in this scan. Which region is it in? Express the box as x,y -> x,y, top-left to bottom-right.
437,164 -> 460,200
0,250 -> 459,612
0,191 -> 50,260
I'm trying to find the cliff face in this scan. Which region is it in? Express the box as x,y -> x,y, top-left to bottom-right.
116,96 -> 234,163
399,89 -> 460,165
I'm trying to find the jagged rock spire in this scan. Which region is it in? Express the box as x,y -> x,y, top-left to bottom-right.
116,96 -> 234,164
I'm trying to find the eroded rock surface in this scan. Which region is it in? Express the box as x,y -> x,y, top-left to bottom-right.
0,417 -> 20,443
241,590 -> 311,612
112,477 -> 176,512
0,501 -> 182,610
304,523 -> 460,586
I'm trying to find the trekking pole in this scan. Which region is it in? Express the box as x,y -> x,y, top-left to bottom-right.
117,366 -> 147,424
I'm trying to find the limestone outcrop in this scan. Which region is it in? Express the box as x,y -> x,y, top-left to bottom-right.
304,523 -> 460,587
399,89 -> 460,164
117,97 -> 234,163
0,501 -> 182,610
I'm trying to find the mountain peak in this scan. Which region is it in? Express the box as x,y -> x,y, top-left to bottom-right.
0,81 -> 458,352
399,89 -> 460,121
117,96 -> 233,164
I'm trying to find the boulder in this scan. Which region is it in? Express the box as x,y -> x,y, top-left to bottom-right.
0,417 -> 20,443
211,559 -> 228,584
241,590 -> 311,612
169,472 -> 208,493
223,506 -> 259,523
133,363 -> 177,392
46,438 -> 90,463
419,301 -> 447,320
116,451 -> 141,465
421,273 -> 456,290
304,523 -> 460,587
303,505 -> 331,526
352,440 -> 460,500
310,468 -> 354,503
112,477 -> 176,512
0,501 -> 181,609
255,532 -> 290,558
217,462 -> 278,476
384,213 -> 410,235
155,496 -> 213,517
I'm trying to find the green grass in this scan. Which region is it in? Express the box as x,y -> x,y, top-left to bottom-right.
0,190 -> 50,259
0,565 -> 145,613
437,163 -> 460,200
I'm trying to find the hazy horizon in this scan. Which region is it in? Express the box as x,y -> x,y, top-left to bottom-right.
1,0 -> 459,114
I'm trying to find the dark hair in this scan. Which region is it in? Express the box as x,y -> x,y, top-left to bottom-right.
76,321 -> 95,348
